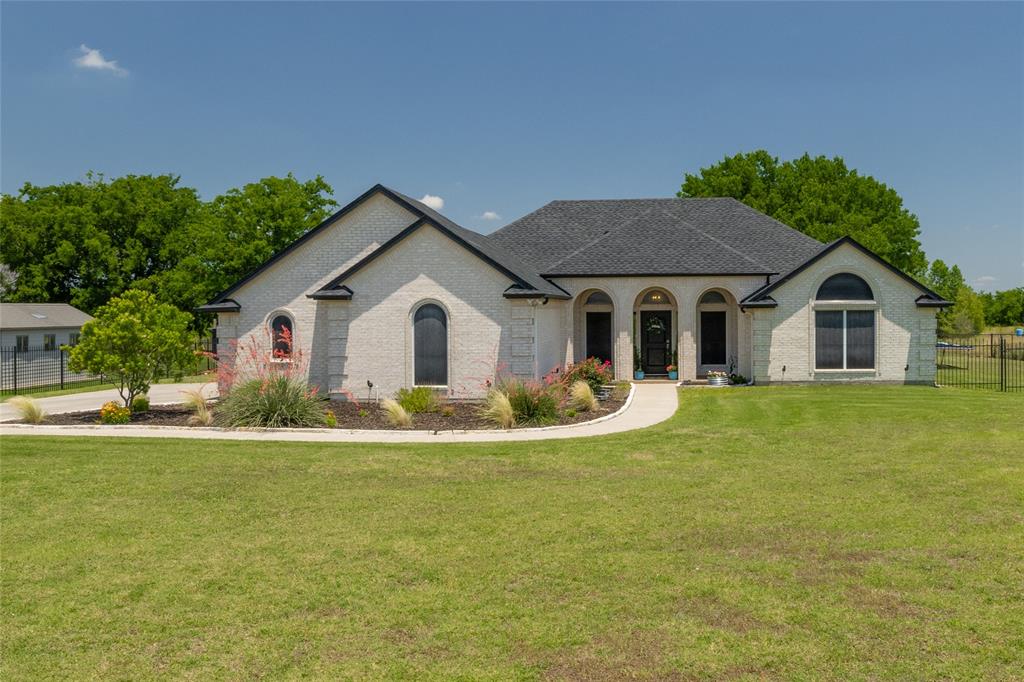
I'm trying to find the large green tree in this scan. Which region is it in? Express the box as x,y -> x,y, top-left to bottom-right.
679,151 -> 928,276
0,173 -> 202,312
1,172 -> 337,325
980,287 -> 1024,327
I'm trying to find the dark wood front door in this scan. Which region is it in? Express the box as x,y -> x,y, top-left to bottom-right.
700,311 -> 727,365
585,312 -> 612,364
641,310 -> 671,374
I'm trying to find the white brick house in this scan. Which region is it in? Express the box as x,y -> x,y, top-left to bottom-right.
199,185 -> 950,398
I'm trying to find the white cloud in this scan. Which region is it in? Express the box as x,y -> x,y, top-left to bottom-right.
973,275 -> 997,289
419,194 -> 444,211
73,44 -> 128,76
478,211 -> 501,221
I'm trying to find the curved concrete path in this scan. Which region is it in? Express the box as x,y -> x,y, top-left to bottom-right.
0,383 -> 678,444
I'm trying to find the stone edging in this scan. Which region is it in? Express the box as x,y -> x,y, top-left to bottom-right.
0,384 -> 636,437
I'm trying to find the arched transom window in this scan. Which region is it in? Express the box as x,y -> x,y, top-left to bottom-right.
270,314 -> 294,359
814,273 -> 875,370
413,304 -> 448,386
699,290 -> 726,305
816,273 -> 873,301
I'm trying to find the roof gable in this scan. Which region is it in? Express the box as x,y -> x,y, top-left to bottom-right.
740,236 -> 951,308
0,303 -> 93,330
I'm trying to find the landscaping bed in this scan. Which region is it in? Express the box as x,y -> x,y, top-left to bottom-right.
16,395 -> 627,430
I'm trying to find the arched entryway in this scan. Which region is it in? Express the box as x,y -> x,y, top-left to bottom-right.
696,288 -> 738,376
573,289 -> 615,364
633,288 -> 677,376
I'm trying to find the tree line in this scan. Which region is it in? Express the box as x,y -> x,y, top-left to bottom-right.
2,155 -> 1021,336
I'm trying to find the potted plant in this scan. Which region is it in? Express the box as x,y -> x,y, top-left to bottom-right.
633,346 -> 644,380
707,370 -> 729,387
667,350 -> 678,380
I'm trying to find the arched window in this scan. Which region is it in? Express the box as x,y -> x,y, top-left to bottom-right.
814,273 -> 875,370
817,273 -> 873,301
641,289 -> 670,305
413,304 -> 448,386
585,291 -> 612,305
270,314 -> 294,359
699,290 -> 726,305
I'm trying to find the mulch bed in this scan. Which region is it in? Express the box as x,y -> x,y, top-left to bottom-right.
15,396 -> 627,430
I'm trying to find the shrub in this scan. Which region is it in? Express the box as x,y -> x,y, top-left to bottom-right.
324,410 -> 337,428
217,376 -> 324,428
729,373 -> 748,385
381,398 -> 412,428
99,401 -> 131,425
357,409 -> 369,418
610,381 -> 631,401
441,405 -> 455,417
569,380 -> 598,412
481,389 -> 515,429
564,408 -> 577,418
559,357 -> 613,394
68,289 -> 195,409
8,396 -> 46,424
131,395 -> 150,413
180,387 -> 214,426
395,386 -> 439,413
500,377 -> 559,426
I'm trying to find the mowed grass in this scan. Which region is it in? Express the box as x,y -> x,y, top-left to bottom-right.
2,386 -> 1022,680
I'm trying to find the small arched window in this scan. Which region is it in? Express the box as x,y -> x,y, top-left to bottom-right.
270,314 -> 294,359
585,291 -> 612,305
817,273 -> 873,301
641,289 -> 670,305
413,304 -> 448,386
699,291 -> 726,305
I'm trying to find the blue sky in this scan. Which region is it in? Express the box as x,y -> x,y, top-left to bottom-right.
2,1 -> 1022,290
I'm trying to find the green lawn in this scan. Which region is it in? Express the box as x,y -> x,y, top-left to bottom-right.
2,386 -> 1022,680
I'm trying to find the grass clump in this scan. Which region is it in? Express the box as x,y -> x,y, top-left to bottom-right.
569,380 -> 598,412
380,398 -> 412,428
216,377 -> 324,428
394,387 -> 440,413
130,395 -> 150,413
500,377 -> 559,426
7,396 -> 46,424
180,387 -> 214,426
481,389 -> 515,428
324,410 -> 337,428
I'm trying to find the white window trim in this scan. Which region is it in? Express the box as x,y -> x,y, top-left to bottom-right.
814,308 -> 877,372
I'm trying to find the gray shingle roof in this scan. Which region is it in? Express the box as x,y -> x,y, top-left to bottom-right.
0,303 -> 93,330
487,198 -> 826,277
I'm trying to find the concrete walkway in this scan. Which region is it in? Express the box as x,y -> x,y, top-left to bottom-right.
0,383 -> 678,444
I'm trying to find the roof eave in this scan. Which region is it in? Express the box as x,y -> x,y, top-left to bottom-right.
307,286 -> 354,301
196,300 -> 241,314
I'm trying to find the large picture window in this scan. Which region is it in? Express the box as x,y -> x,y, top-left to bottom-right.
815,273 -> 876,370
413,303 -> 448,386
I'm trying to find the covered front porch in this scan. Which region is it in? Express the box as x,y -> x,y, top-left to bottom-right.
566,278 -> 754,383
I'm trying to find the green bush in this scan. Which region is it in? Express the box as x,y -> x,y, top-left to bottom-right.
131,396 -> 150,413
394,387 -> 440,413
560,357 -> 614,394
324,410 -> 337,428
216,377 -> 325,428
500,377 -> 559,426
99,401 -> 131,425
564,408 -> 577,418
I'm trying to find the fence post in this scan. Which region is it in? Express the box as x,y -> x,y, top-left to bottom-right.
999,338 -> 1006,392
60,349 -> 66,390
12,348 -> 17,394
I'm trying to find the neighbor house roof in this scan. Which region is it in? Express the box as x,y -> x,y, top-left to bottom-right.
0,303 -> 93,330
738,236 -> 952,308
486,197 -> 826,277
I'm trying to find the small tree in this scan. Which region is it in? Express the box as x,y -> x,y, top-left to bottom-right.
69,289 -> 195,408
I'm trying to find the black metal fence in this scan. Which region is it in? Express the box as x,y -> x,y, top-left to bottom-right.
936,334 -> 1024,392
0,338 -> 216,396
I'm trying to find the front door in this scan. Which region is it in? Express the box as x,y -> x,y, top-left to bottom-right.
585,311 -> 613,364
700,311 -> 727,366
641,310 -> 672,374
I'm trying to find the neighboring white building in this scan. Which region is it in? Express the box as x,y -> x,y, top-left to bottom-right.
0,303 -> 93,351
199,185 -> 951,398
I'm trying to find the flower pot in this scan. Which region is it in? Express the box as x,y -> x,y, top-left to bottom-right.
668,370 -> 678,380
634,370 -> 645,380
707,375 -> 729,387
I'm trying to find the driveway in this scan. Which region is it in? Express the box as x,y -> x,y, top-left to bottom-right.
0,383 -> 678,443
0,382 -> 218,423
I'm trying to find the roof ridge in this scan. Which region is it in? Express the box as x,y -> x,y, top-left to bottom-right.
658,207 -> 771,272
541,206 -> 660,273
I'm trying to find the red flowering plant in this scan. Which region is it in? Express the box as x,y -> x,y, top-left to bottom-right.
210,324 -> 327,428
558,357 -> 613,395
